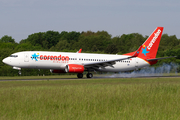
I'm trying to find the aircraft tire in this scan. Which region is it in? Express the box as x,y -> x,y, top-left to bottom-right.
77,73 -> 83,78
86,73 -> 93,78
18,71 -> 21,75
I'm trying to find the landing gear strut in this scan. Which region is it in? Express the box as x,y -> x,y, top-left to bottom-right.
18,71 -> 21,75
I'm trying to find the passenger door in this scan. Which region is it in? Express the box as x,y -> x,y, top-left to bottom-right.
24,53 -> 29,62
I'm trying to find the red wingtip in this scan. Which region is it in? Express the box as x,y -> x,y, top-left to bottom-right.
78,49 -> 82,53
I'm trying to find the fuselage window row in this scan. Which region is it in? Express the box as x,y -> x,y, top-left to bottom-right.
30,57 -> 130,63
117,60 -> 131,63
79,58 -> 107,61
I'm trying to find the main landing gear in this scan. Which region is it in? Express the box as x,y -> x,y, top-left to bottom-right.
77,73 -> 93,78
18,71 -> 21,75
86,73 -> 93,78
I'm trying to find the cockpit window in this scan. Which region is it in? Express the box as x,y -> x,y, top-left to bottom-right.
10,55 -> 18,57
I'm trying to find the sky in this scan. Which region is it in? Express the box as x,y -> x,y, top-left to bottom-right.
0,0 -> 180,43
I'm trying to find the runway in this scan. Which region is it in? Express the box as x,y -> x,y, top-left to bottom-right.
0,75 -> 180,81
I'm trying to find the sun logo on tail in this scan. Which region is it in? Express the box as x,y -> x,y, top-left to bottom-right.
142,45 -> 149,56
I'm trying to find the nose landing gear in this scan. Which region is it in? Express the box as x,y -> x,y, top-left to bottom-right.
18,71 -> 21,75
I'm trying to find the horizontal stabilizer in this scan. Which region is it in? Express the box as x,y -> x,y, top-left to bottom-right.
147,56 -> 176,61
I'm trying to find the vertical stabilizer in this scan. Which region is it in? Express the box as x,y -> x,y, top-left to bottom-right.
128,27 -> 163,60
137,27 -> 163,59
123,27 -> 164,60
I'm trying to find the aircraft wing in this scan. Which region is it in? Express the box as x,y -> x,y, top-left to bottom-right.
83,46 -> 141,69
83,56 -> 133,69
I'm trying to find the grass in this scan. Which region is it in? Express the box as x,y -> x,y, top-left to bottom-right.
0,75 -> 77,80
0,77 -> 180,120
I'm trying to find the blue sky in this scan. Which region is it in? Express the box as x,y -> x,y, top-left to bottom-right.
1,0 -> 180,43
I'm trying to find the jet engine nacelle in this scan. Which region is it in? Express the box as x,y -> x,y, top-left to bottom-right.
65,64 -> 84,73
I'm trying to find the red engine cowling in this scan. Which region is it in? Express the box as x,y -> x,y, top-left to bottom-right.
65,64 -> 84,73
50,69 -> 66,73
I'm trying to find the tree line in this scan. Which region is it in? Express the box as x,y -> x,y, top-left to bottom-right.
0,30 -> 180,76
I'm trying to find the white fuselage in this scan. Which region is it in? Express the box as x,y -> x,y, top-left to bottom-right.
3,51 -> 150,72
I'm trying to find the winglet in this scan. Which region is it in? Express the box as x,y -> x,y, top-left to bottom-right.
76,49 -> 82,53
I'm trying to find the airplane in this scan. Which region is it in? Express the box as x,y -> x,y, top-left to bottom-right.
2,27 -> 175,78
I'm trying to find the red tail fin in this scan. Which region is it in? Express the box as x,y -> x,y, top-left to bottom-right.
124,27 -> 164,60
138,27 -> 163,59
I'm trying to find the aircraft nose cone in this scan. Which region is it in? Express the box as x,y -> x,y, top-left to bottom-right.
2,58 -> 8,64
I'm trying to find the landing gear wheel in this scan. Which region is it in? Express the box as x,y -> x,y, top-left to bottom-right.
86,73 -> 93,78
77,73 -> 83,78
18,71 -> 21,75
